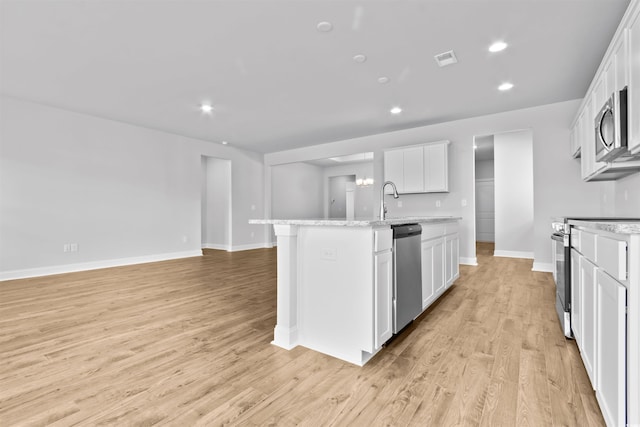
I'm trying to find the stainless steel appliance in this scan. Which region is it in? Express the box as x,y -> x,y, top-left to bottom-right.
551,220 -> 572,338
595,86 -> 631,162
392,224 -> 422,333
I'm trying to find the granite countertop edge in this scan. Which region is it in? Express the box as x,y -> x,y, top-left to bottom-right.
249,216 -> 461,227
568,219 -> 640,234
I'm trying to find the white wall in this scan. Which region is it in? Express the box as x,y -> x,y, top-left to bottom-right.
263,99 -> 613,268
322,162 -> 375,218
0,96 -> 265,279
612,172 -> 640,216
475,159 -> 495,180
271,162 -> 324,220
494,130 -> 534,258
202,157 -> 231,250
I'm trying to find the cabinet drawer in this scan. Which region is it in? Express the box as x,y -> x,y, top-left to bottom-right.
421,224 -> 445,240
374,228 -> 392,252
445,223 -> 459,235
597,236 -> 627,282
581,230 -> 597,262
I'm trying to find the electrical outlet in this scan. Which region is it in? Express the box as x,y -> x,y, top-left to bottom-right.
461,199 -> 467,207
436,200 -> 441,208
70,243 -> 78,252
63,244 -> 71,253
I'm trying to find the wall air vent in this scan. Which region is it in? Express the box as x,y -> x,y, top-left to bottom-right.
434,50 -> 458,67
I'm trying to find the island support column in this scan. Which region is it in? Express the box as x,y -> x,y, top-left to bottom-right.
272,224 -> 299,349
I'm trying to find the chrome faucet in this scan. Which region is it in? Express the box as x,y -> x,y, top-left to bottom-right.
379,181 -> 399,220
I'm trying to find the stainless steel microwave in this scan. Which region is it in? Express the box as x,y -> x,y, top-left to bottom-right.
595,86 -> 628,162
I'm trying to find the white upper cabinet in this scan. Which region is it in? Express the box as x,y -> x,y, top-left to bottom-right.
572,0 -> 640,180
629,4 -> 640,154
424,142 -> 448,192
384,141 -> 449,194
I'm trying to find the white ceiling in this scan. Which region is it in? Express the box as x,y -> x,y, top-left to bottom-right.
0,0 -> 630,154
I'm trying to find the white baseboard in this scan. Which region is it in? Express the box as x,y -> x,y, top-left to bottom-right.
202,242 -> 275,252
532,262 -> 553,273
202,243 -> 231,251
460,257 -> 478,266
0,250 -> 203,282
494,250 -> 534,259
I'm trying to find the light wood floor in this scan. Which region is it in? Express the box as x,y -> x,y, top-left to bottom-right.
0,243 -> 604,426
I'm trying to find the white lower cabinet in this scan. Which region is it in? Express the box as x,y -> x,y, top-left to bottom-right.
571,248 -> 583,346
420,222 -> 459,312
596,269 -> 627,427
421,237 -> 444,309
374,249 -> 393,349
580,256 -> 598,389
445,233 -> 460,288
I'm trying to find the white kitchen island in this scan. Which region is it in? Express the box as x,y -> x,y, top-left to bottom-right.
249,216 -> 461,366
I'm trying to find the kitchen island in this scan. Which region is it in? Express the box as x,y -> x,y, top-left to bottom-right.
249,216 -> 461,366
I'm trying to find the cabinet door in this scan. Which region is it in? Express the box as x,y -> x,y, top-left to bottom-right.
445,234 -> 460,287
581,95 -> 608,180
571,249 -> 583,346
424,142 -> 448,192
628,5 -> 640,155
384,149 -> 404,193
580,256 -> 598,389
403,146 -> 424,193
374,250 -> 393,349
422,237 -> 444,309
596,270 -> 627,427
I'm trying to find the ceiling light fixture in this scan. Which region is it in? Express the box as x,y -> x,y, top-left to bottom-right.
498,82 -> 514,91
316,21 -> 333,32
378,76 -> 390,84
221,140 -> 228,145
390,107 -> 402,114
489,41 -> 508,52
200,103 -> 213,113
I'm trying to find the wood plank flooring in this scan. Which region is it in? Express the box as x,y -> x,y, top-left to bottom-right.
0,243 -> 605,426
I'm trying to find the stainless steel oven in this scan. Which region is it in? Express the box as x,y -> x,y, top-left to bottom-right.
551,221 -> 572,338
595,86 -> 630,162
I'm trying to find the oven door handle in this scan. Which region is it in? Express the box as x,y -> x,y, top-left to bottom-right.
551,232 -> 569,247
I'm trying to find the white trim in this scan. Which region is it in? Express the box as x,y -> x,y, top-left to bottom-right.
202,243 -> 232,251
494,250 -> 534,259
0,250 -> 203,282
532,261 -> 553,273
230,243 -> 274,252
460,257 -> 478,266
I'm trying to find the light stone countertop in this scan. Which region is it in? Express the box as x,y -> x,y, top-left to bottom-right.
249,216 -> 461,227
568,219 -> 640,234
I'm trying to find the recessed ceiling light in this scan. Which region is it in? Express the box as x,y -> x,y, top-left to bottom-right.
489,41 -> 508,53
353,54 -> 367,63
221,140 -> 228,145
390,107 -> 402,114
498,82 -> 514,91
316,21 -> 333,32
378,76 -> 390,84
473,144 -> 478,150
200,103 -> 213,113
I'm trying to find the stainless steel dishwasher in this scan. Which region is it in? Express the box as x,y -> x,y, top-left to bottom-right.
392,224 -> 423,333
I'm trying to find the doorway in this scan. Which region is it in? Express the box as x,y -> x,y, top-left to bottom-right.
201,156 -> 232,251
328,175 -> 356,219
473,129 -> 534,259
474,135 -> 495,243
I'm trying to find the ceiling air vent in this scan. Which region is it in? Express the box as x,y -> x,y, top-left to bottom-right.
434,50 -> 458,67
